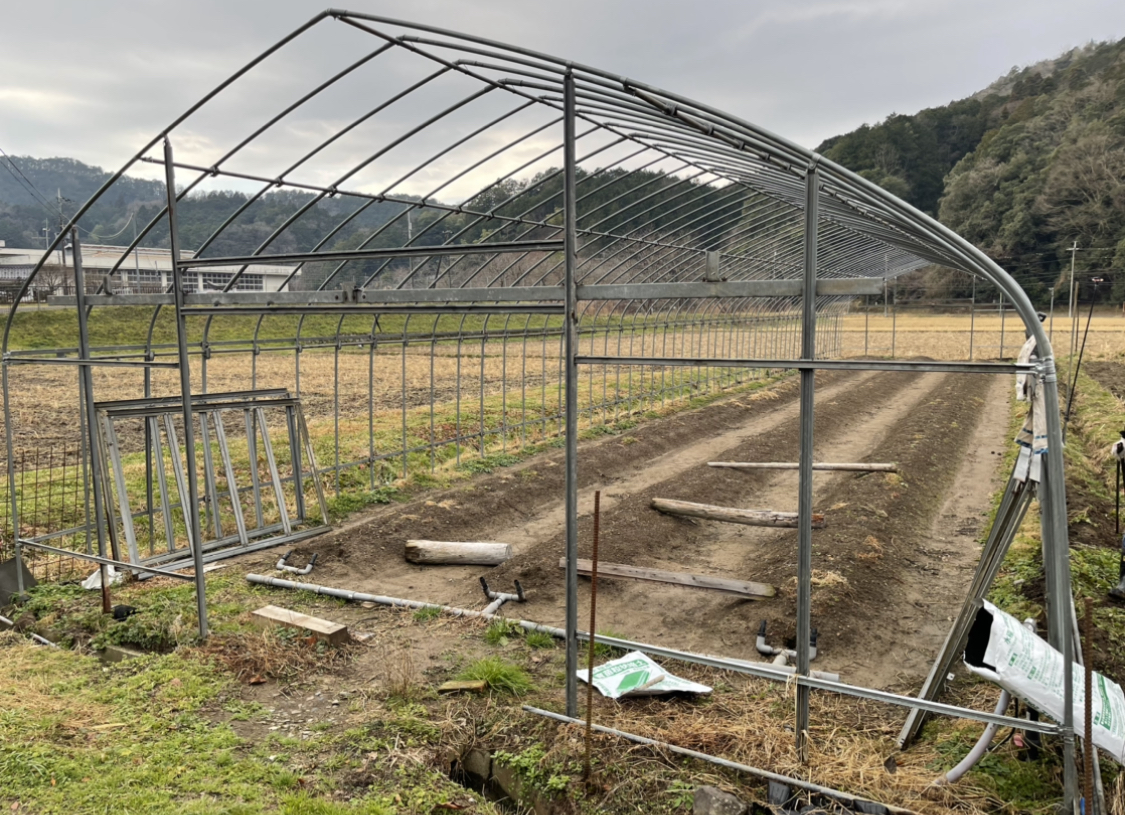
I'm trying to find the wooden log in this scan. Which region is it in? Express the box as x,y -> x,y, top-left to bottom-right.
252,604 -> 350,645
708,461 -> 898,472
560,557 -> 775,599
652,497 -> 826,528
405,540 -> 513,565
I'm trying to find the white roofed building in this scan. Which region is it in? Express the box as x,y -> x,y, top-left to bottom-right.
0,243 -> 298,299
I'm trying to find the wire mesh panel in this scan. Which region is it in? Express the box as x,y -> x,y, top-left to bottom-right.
92,390 -> 329,573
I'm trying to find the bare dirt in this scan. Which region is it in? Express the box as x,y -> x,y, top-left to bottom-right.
238,366 -> 1012,692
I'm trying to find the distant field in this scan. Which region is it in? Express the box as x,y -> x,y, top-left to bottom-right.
839,310 -> 1125,361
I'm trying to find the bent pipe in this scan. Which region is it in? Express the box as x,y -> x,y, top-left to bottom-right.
756,619 -> 818,661
522,706 -> 913,815
934,689 -> 1011,787
244,574 -> 840,682
934,617 -> 1034,787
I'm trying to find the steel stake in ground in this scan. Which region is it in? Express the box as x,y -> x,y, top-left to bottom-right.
584,489 -> 601,785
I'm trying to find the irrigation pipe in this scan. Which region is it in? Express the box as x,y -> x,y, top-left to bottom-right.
0,612 -> 58,648
243,574 -> 841,682
933,689 -> 1011,786
934,618 -> 1034,787
521,706 -> 913,815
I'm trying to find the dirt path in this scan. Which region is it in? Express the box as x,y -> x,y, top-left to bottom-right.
827,373 -> 1012,687
250,367 -> 1012,690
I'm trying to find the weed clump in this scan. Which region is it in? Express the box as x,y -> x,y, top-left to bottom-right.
457,656 -> 532,695
525,631 -> 556,649
483,618 -> 518,646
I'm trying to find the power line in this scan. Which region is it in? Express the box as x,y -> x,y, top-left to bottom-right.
0,146 -> 112,240
0,152 -> 57,214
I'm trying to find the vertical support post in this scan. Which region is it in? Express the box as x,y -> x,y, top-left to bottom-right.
969,276 -> 976,361
1039,358 -> 1076,810
863,294 -> 869,356
891,280 -> 897,358
563,71 -> 580,718
2,360 -> 23,593
144,352 -> 154,554
796,160 -> 819,760
71,233 -> 111,612
164,138 -> 209,639
1049,288 -> 1056,346
999,292 -> 1006,359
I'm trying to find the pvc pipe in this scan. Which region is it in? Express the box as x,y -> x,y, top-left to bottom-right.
244,574 -> 841,682
522,706 -> 912,815
934,690 -> 1011,786
935,618 -> 1034,787
276,551 -> 318,575
0,612 -> 59,648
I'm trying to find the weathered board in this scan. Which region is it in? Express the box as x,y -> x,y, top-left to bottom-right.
252,604 -> 350,645
560,558 -> 775,599
708,461 -> 898,472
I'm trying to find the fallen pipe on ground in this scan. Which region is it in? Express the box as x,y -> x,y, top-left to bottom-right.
522,705 -> 913,815
0,612 -> 58,648
243,574 -> 841,682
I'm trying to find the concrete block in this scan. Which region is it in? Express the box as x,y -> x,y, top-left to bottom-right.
99,644 -> 146,663
694,785 -> 746,815
461,748 -> 491,780
0,557 -> 36,607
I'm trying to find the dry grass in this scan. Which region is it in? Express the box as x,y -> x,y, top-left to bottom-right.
839,311 -> 1125,361
192,628 -> 353,683
538,673 -> 1020,815
374,641 -> 421,700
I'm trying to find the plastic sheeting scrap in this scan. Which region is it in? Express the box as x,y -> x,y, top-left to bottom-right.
577,650 -> 712,699
965,600 -> 1125,762
81,565 -> 122,590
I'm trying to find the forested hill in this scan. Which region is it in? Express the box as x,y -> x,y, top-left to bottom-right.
817,38 -> 1125,302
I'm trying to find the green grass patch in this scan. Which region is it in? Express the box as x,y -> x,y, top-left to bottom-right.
412,606 -> 442,623
483,618 -> 519,646
525,631 -> 556,650
456,656 -> 533,695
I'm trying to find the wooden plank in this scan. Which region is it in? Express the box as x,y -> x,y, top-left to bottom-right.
405,540 -> 513,565
708,461 -> 898,472
652,498 -> 826,528
252,604 -> 350,646
437,680 -> 489,694
560,558 -> 775,599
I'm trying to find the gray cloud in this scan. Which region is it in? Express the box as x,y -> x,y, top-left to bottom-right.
3,0 -> 1124,190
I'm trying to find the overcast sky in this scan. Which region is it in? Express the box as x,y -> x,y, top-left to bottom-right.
3,0 -> 1125,190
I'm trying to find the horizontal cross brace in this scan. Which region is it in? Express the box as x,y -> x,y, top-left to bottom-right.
4,357 -> 179,369
50,290 -> 353,307
577,355 -> 1035,374
53,277 -> 884,308
179,304 -> 563,316
577,278 -> 884,299
580,631 -> 1059,734
177,239 -> 565,268
95,388 -> 290,412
